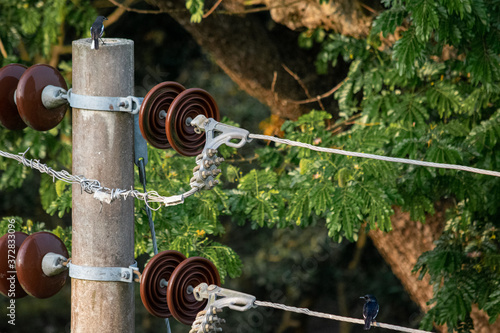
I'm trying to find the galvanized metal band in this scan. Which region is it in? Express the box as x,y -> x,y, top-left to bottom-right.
68,261 -> 138,283
67,89 -> 143,114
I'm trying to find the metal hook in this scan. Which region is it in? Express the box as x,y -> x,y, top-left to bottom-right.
190,115 -> 252,151
194,283 -> 256,313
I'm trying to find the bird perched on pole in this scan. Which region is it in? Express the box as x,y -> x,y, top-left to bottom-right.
90,16 -> 108,50
361,294 -> 379,330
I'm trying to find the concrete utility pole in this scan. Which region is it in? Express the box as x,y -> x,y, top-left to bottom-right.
71,39 -> 135,333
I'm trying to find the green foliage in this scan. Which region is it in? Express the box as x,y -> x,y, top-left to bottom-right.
0,0 -> 499,330
226,112 -> 399,242
0,217 -> 72,254
370,3 -> 407,38
0,0 -> 96,63
133,148 -> 242,281
186,0 -> 204,23
414,218 -> 500,330
392,27 -> 426,77
297,0 -> 500,330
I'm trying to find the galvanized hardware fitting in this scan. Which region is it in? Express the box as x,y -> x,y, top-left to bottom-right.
190,149 -> 223,191
190,283 -> 256,333
68,89 -> 143,114
134,113 -> 148,166
68,261 -> 138,283
189,115 -> 252,192
190,115 -> 252,150
40,85 -> 144,114
42,252 -> 70,277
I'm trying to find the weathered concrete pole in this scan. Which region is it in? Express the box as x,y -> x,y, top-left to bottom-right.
71,38 -> 135,333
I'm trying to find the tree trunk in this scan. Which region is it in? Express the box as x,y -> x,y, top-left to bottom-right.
147,0 -> 344,119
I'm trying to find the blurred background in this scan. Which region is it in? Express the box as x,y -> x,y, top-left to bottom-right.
0,1 -> 439,332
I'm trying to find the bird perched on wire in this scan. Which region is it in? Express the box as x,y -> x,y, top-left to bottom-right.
361,294 -> 379,330
90,16 -> 108,50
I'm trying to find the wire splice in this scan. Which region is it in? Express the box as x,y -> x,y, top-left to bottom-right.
0,148 -> 196,209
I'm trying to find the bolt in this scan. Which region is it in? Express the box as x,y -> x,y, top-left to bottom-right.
122,272 -> 130,279
204,159 -> 214,168
208,149 -> 217,157
160,278 -> 168,288
159,110 -> 167,119
186,285 -> 194,294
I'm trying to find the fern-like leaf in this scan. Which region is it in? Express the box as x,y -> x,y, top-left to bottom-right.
426,82 -> 463,118
408,0 -> 439,42
393,27 -> 426,77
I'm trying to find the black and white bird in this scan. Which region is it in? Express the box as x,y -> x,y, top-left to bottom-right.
361,294 -> 379,330
90,16 -> 108,50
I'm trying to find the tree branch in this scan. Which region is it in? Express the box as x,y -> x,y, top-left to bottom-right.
108,0 -> 173,14
0,37 -> 7,59
291,79 -> 346,105
203,0 -> 223,18
147,0 -> 340,119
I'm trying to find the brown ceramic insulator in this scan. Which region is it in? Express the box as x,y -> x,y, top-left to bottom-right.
0,64 -> 27,130
16,64 -> 68,131
16,232 -> 69,299
167,256 -> 221,325
0,231 -> 29,298
139,82 -> 186,149
140,250 -> 186,318
166,88 -> 220,157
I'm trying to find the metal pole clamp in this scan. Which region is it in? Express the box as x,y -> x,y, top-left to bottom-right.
41,85 -> 143,114
68,261 -> 139,283
67,89 -> 143,114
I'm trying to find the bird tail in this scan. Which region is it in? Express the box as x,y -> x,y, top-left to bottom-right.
364,317 -> 372,330
91,37 -> 98,50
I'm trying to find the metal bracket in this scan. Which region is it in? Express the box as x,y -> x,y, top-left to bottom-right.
68,261 -> 138,283
68,89 -> 143,114
40,85 -> 144,114
134,113 -> 148,166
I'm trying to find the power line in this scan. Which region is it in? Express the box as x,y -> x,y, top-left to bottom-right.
254,300 -> 431,333
248,133 -> 500,178
0,148 -> 196,209
191,284 -> 433,333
